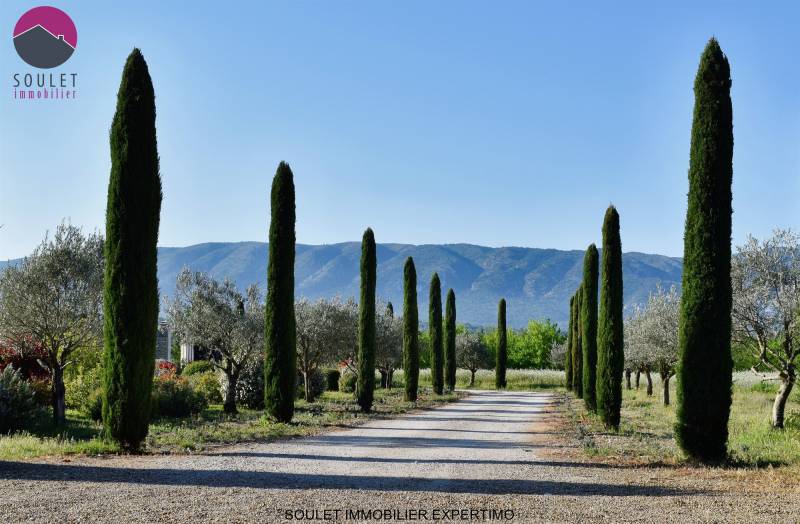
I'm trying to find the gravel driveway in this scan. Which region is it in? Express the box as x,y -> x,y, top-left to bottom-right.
1,390 -> 796,522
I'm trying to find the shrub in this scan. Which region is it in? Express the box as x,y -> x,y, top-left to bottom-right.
86,388 -> 103,421
155,360 -> 177,377
298,368 -> 326,401
236,356 -> 264,409
182,360 -> 214,376
0,366 -> 41,433
188,371 -> 222,404
66,365 -> 103,413
324,369 -> 340,391
339,368 -> 357,393
150,375 -> 207,418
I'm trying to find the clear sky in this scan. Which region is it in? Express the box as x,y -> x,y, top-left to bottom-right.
1,1 -> 798,260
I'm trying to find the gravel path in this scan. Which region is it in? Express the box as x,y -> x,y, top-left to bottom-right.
1,390 -> 797,522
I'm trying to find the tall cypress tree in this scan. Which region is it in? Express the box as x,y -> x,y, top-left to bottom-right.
102,49 -> 162,451
597,206 -> 624,429
444,289 -> 457,392
495,298 -> 507,389
357,228 -> 377,412
429,274 -> 444,395
581,244 -> 599,412
386,302 -> 394,317
403,257 -> 419,402
675,38 -> 734,463
264,162 -> 297,423
572,287 -> 583,398
565,294 -> 574,390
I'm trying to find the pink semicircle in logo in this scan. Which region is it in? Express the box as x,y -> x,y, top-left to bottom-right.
13,6 -> 77,49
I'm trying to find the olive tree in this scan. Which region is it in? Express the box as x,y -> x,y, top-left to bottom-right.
456,331 -> 491,387
166,269 -> 263,413
633,286 -> 680,405
0,223 -> 104,424
376,302 -> 402,389
731,229 -> 800,428
295,297 -> 356,401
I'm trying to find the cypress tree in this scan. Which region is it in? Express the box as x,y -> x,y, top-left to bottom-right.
403,257 -> 420,402
597,206 -> 624,429
565,294 -> 574,390
675,38 -> 734,463
581,244 -> 599,412
572,287 -> 583,398
495,298 -> 507,389
386,302 -> 394,317
264,161 -> 297,423
429,274 -> 444,395
102,49 -> 162,451
444,289 -> 457,392
357,228 -> 377,412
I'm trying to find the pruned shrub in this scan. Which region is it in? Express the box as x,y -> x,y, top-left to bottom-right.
324,369 -> 340,391
181,360 -> 214,376
0,366 -> 42,433
188,371 -> 222,404
338,367 -> 357,393
236,355 -> 264,409
297,368 -> 326,402
150,375 -> 207,418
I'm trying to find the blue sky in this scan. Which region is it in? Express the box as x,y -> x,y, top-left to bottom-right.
1,1 -> 798,259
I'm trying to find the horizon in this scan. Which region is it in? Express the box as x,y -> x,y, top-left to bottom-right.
2,1 -> 799,259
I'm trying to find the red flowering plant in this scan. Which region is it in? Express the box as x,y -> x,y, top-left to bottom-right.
155,359 -> 177,378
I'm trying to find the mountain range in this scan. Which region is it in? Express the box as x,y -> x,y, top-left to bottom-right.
153,242 -> 682,328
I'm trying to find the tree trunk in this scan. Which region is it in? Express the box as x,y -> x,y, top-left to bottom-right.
635,370 -> 641,389
52,366 -> 66,424
645,369 -> 653,396
223,372 -> 238,414
303,370 -> 312,402
625,369 -> 632,390
470,369 -> 476,387
387,368 -> 394,390
379,370 -> 388,389
662,373 -> 671,406
772,370 -> 795,429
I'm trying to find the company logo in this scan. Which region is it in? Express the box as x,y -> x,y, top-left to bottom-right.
13,6 -> 77,68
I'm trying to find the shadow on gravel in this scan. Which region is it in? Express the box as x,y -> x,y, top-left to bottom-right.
0,461 -> 700,496
211,451 -> 649,469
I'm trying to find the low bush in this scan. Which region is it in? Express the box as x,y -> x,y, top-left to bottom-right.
86,388 -> 103,421
236,356 -> 264,409
151,375 -> 207,418
338,367 -> 357,393
0,366 -> 42,433
297,369 -> 326,401
188,371 -> 222,404
155,360 -> 177,377
65,365 -> 102,413
182,360 -> 214,376
324,369 -> 340,391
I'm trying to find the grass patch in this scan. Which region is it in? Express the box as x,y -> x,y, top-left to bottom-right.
564,372 -> 800,475
0,387 -> 462,459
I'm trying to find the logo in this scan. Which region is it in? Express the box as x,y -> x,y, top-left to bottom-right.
13,6 -> 77,68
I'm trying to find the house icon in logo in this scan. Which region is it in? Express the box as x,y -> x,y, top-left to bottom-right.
13,6 -> 77,69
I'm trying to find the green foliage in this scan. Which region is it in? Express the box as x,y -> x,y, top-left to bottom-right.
732,342 -> 761,372
565,295 -> 574,390
0,367 -> 43,433
150,375 -> 207,418
495,299 -> 507,389
264,161 -> 297,423
444,289 -> 457,392
103,49 -> 162,450
675,38 -> 734,463
403,257 -> 420,402
429,273 -> 444,395
187,372 -> 222,404
338,367 -> 357,393
182,360 -> 214,376
357,228 -> 377,412
170,338 -> 182,373
325,369 -> 341,391
65,365 -> 103,415
298,368 -> 327,402
236,354 -> 264,409
597,206 -> 624,429
581,245 -> 599,412
572,287 -> 583,398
